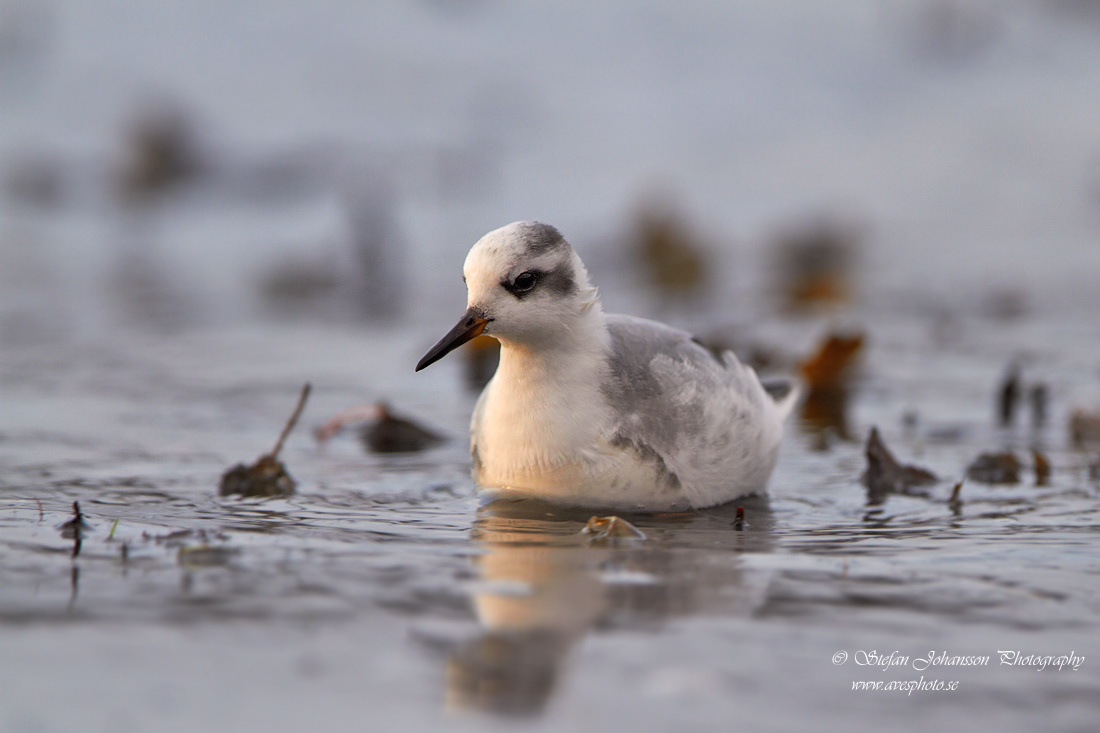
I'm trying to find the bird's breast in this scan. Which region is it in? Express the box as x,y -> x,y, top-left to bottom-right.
474,377 -> 611,488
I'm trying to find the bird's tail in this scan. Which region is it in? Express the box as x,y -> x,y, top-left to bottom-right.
761,378 -> 803,422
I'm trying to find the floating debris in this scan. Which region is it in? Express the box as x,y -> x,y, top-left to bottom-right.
946,479 -> 963,508
581,515 -> 646,541
118,103 -> 202,201
314,404 -> 375,444
57,501 -> 91,559
218,453 -> 296,497
361,403 -> 445,454
632,202 -> 709,301
800,332 -> 865,445
219,383 -> 310,497
1029,384 -> 1048,429
863,427 -> 937,504
801,333 -> 864,393
315,402 -> 445,453
995,366 -> 1052,432
771,217 -> 859,312
1069,409 -> 1100,448
966,451 -> 1021,484
58,501 -> 91,539
998,363 -> 1020,427
464,334 -> 501,391
1033,449 -> 1051,486
733,506 -> 745,531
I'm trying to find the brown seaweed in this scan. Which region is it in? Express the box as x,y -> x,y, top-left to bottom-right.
948,481 -> 964,511
799,332 -> 865,445
771,217 -> 859,312
633,204 -> 709,301
118,104 -> 201,201
1033,449 -> 1051,486
1070,409 -> 1100,449
316,402 -> 445,453
863,427 -> 937,504
966,451 -> 1021,484
360,403 -> 445,454
218,383 -> 310,497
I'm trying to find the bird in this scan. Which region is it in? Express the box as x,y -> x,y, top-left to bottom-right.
416,221 -> 799,512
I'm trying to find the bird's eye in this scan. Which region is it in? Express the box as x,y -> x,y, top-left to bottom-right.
513,271 -> 538,292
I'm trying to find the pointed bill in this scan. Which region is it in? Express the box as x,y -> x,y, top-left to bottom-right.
415,307 -> 492,372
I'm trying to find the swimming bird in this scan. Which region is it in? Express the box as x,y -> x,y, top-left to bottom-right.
416,222 -> 799,511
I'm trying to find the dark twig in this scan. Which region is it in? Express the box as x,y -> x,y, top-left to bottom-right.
271,383 -> 311,459
998,363 -> 1020,427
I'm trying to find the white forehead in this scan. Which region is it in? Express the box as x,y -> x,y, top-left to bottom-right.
463,221 -> 569,281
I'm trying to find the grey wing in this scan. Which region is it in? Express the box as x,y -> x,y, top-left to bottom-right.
600,314 -> 781,473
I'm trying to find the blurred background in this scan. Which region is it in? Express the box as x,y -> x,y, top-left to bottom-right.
2,0 -> 1099,346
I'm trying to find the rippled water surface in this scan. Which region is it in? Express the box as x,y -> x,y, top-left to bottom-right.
3,312 -> 1100,732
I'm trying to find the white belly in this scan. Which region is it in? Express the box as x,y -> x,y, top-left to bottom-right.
472,388 -> 782,512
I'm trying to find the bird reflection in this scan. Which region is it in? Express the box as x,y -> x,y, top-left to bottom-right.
445,497 -> 774,716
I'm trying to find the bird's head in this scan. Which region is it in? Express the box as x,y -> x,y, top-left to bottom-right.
416,221 -> 599,371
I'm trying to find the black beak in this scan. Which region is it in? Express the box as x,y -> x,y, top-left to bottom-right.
415,307 -> 492,372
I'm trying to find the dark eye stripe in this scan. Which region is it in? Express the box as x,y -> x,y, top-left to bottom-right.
502,270 -> 541,298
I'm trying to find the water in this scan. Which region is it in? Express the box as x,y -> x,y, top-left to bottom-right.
3,2 -> 1100,731
2,312 -> 1099,732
